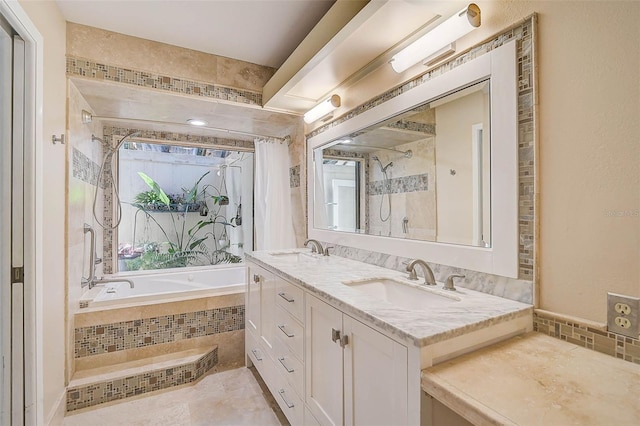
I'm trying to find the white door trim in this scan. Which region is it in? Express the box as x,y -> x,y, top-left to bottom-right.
0,1 -> 44,424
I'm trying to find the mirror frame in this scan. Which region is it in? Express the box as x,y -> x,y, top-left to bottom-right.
307,41 -> 518,278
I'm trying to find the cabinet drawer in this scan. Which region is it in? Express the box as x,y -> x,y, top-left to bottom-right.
273,372 -> 303,426
275,305 -> 304,361
273,334 -> 304,397
275,279 -> 304,322
246,330 -> 274,386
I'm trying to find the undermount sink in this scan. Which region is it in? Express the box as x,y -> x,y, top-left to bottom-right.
342,278 -> 460,310
269,251 -> 319,262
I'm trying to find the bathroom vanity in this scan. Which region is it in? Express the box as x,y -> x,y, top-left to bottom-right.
245,249 -> 532,425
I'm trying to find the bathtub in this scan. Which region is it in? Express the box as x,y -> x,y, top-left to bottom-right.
89,264 -> 246,308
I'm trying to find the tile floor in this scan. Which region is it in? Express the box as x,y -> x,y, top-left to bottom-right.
62,367 -> 288,426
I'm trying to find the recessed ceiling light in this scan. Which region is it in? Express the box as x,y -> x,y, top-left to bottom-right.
187,119 -> 207,126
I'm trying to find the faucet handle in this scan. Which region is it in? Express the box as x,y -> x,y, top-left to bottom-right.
444,274 -> 465,291
323,246 -> 334,256
403,260 -> 418,280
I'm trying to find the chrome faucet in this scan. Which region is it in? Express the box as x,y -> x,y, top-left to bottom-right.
405,259 -> 436,286
90,276 -> 134,289
304,239 -> 324,254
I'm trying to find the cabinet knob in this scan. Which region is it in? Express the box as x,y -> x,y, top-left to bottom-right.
339,334 -> 349,348
253,274 -> 260,283
331,328 -> 341,343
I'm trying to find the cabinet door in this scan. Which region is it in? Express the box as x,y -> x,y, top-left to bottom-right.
246,265 -> 261,335
305,295 -> 344,426
343,315 -> 408,426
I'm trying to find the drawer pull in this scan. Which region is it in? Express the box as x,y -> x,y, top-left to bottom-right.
278,357 -> 294,373
331,328 -> 341,343
339,334 -> 349,348
278,292 -> 295,303
278,324 -> 295,338
278,389 -> 295,409
251,349 -> 262,361
253,274 -> 260,283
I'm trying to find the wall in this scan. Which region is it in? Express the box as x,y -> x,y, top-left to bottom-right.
306,1 -> 640,324
17,0 -> 67,423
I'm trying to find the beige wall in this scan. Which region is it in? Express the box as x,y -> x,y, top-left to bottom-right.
18,0 -> 67,423
309,1 -> 640,324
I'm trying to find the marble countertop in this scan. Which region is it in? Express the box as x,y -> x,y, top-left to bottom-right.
247,249 -> 532,348
421,332 -> 640,425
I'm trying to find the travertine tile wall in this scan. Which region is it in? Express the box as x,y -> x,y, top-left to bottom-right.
306,17 -> 537,303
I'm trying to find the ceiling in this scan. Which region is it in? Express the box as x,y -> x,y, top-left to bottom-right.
58,0 -> 469,138
55,0 -> 336,69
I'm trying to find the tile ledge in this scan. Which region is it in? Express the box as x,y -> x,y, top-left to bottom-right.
534,309 -> 607,331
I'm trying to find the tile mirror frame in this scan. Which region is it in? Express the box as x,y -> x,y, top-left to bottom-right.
307,41 -> 518,278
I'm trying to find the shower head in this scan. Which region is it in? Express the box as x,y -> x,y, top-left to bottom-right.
113,130 -> 141,152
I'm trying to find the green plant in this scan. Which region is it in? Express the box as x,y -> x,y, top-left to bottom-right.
127,171 -> 239,271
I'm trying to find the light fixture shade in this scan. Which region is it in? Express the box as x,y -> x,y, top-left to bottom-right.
304,95 -> 341,124
390,3 -> 481,73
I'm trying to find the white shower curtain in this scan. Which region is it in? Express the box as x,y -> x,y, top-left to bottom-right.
254,138 -> 296,250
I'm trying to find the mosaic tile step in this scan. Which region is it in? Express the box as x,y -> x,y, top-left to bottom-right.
67,345 -> 218,412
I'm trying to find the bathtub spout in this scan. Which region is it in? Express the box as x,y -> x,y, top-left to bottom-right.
90,277 -> 135,289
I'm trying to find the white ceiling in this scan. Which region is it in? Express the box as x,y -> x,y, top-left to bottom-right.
55,0 -> 335,68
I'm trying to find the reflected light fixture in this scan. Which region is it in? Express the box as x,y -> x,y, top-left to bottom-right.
187,118 -> 207,126
390,3 -> 481,73
303,94 -> 341,124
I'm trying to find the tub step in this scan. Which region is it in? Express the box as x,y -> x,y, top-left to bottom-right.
67,345 -> 218,412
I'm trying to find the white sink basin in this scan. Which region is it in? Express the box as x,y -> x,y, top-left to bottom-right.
269,251 -> 319,262
342,278 -> 459,310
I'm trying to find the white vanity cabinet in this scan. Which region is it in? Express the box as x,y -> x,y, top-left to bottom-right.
305,294 -> 408,426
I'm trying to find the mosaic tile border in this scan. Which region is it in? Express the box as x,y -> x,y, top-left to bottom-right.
290,164 -> 301,188
368,173 -> 429,196
66,56 -> 262,106
66,346 -> 217,411
74,305 -> 244,358
307,16 -> 537,282
72,147 -> 104,188
101,125 -> 254,274
534,311 -> 640,365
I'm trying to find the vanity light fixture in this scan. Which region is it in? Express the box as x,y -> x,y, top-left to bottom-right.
303,95 -> 341,124
187,118 -> 207,126
390,3 -> 481,73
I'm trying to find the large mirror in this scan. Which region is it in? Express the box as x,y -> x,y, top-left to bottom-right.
307,41 -> 519,278
314,80 -> 491,247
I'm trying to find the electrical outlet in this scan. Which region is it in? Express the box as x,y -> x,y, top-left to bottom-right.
607,293 -> 640,338
615,317 -> 631,329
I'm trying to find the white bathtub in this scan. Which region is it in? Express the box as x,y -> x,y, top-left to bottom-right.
90,265 -> 246,307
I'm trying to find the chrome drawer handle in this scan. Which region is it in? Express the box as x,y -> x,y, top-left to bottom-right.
278,389 -> 295,409
278,357 -> 294,373
331,328 -> 341,343
278,324 -> 295,338
278,292 -> 295,303
251,349 -> 262,361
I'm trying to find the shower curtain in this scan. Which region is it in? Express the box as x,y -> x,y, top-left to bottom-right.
254,138 -> 296,250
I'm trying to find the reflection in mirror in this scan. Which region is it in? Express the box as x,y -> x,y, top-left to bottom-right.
314,80 -> 491,247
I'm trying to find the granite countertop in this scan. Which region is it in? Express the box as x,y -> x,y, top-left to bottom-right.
421,332 -> 640,425
247,249 -> 532,348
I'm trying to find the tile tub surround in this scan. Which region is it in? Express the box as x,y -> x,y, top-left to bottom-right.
247,250 -> 532,347
66,346 -> 218,412
534,310 -> 640,365
75,305 -> 244,358
304,17 -> 537,288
